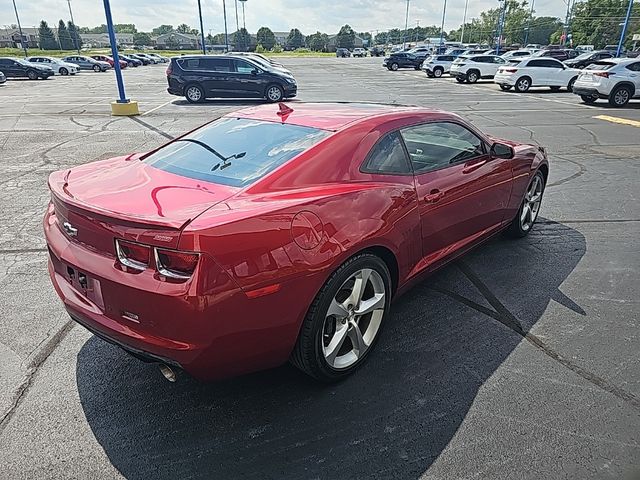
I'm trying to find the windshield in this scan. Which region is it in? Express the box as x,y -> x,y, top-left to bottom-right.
144,118 -> 331,187
574,52 -> 593,60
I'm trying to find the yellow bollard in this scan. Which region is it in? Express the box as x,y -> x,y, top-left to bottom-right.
110,100 -> 140,116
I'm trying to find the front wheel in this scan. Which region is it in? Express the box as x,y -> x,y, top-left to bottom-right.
390,63 -> 399,71
93,65 -> 101,72
59,67 -> 68,76
128,62 -> 134,67
27,70 -> 38,80
506,171 -> 545,238
185,84 -> 205,103
290,253 -> 391,382
265,84 -> 284,102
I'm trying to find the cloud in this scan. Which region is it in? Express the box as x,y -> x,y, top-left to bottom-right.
1,0 -> 566,35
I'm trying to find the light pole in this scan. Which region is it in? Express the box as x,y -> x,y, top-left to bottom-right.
234,0 -> 240,33
496,0 -> 507,53
223,0 -> 230,52
617,0 -> 634,57
11,0 -> 27,57
197,0 -> 206,54
402,0 -> 410,50
239,0 -> 247,30
524,0 -> 535,45
67,0 -> 80,54
439,0 -> 447,52
460,0 -> 469,43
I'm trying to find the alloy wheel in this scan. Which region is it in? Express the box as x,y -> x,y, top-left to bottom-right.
434,68 -> 443,77
321,268 -> 386,370
520,175 -> 543,232
613,88 -> 630,106
467,71 -> 478,83
516,77 -> 530,92
391,63 -> 399,71
186,86 -> 202,102
267,86 -> 283,102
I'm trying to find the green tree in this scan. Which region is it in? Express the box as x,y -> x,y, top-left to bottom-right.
67,21 -> 83,49
286,28 -> 305,49
89,25 -> 107,33
525,16 -> 563,45
256,26 -> 276,50
57,20 -> 73,50
38,21 -> 58,50
176,23 -> 192,34
569,0 -> 640,48
114,24 -> 137,33
336,24 -> 355,49
152,25 -> 174,35
306,31 -> 330,51
234,28 -> 251,51
133,32 -> 152,46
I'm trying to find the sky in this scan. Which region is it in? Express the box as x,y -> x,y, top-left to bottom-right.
2,0 -> 568,34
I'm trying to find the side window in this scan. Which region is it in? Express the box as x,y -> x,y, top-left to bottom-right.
182,58 -> 200,70
201,58 -> 232,72
400,122 -> 485,174
234,59 -> 255,74
626,62 -> 640,72
545,59 -> 563,68
361,132 -> 411,175
528,59 -> 546,67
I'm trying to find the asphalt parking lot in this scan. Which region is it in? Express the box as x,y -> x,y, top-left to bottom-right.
0,56 -> 639,479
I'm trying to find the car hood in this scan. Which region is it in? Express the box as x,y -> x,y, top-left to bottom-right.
49,155 -> 240,229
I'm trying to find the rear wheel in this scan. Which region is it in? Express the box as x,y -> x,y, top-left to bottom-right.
467,70 -> 479,83
506,171 -> 545,238
515,76 -> 531,92
27,70 -> 38,80
185,83 -> 205,103
290,253 -> 391,382
580,94 -> 598,104
609,85 -> 631,107
433,67 -> 443,78
59,67 -> 68,76
567,77 -> 577,92
265,84 -> 284,102
499,84 -> 512,91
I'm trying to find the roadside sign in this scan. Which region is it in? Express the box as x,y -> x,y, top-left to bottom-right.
633,34 -> 640,41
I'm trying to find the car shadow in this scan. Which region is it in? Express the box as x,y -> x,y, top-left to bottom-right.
76,219 -> 586,479
172,98 -> 291,107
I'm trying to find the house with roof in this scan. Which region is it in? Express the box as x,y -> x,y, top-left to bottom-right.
0,27 -> 55,48
80,33 -> 133,48
154,32 -> 201,50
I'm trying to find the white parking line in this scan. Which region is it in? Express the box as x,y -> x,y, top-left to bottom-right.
141,99 -> 175,116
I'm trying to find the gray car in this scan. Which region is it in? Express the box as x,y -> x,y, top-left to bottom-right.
61,55 -> 110,72
421,55 -> 456,77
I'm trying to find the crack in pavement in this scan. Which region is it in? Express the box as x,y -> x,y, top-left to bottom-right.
546,157 -> 587,188
434,261 -> 640,412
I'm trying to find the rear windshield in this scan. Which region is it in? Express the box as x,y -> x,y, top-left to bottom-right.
144,118 -> 330,187
585,62 -> 615,70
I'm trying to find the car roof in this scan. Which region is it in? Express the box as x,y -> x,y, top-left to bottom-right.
228,102 -> 449,131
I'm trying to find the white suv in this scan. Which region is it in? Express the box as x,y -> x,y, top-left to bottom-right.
494,58 -> 581,92
572,58 -> 640,107
421,54 -> 456,77
450,55 -> 507,83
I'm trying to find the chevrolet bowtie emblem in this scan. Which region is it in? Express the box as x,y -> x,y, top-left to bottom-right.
63,221 -> 78,237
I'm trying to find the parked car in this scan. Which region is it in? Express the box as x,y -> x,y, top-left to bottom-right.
119,55 -> 142,67
91,54 -> 127,69
352,48 -> 367,57
450,55 -> 507,83
501,49 -> 533,60
531,49 -> 577,62
146,53 -> 168,63
575,44 -> 595,53
564,50 -> 615,69
0,70 -> 5,84
494,57 -> 580,92
604,45 -> 624,53
460,48 -> 489,56
421,54 -> 455,77
626,48 -> 640,59
229,52 -> 290,73
135,53 -> 158,64
166,55 -> 297,103
62,55 -> 110,72
525,43 -> 542,50
27,56 -> 79,75
44,102 -> 549,382
0,57 -> 55,79
369,46 -> 386,57
572,58 -> 640,107
444,48 -> 466,57
383,52 -> 423,71
128,53 -> 151,65
336,48 -> 351,58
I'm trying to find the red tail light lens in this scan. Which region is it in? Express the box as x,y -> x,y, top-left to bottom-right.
593,71 -> 613,78
115,239 -> 150,271
166,65 -> 172,75
504,68 -> 518,73
154,248 -> 199,280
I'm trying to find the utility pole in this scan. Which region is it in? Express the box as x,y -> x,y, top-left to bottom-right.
239,0 -> 247,30
415,20 -> 420,43
617,0 -> 634,57
460,0 -> 469,43
11,0 -> 27,57
562,0 -> 571,46
496,0 -> 507,53
402,0 -> 410,50
439,0 -> 447,51
234,0 -> 239,33
67,0 -> 80,54
524,0 -> 535,45
197,0 -> 206,54
223,0 -> 229,52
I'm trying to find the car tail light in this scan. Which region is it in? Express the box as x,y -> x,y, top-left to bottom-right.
116,239 -> 150,271
165,64 -> 172,75
593,71 -> 614,78
154,248 -> 199,280
504,68 -> 518,73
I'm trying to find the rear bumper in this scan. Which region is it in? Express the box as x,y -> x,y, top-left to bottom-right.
494,73 -> 516,86
572,86 -> 602,97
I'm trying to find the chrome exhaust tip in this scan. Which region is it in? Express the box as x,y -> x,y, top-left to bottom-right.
159,364 -> 177,382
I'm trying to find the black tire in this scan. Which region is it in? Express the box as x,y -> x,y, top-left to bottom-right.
426,72 -> 434,78
433,67 -> 443,78
414,65 -> 421,70
514,76 -> 531,92
466,70 -> 479,83
184,83 -> 205,103
390,62 -> 399,71
27,70 -> 38,80
455,76 -> 465,83
506,170 -> 546,238
567,77 -> 577,92
290,253 -> 391,382
265,84 -> 284,102
128,62 -> 134,67
608,85 -> 632,107
580,94 -> 597,104
499,84 -> 512,91
550,86 -> 561,91
59,67 -> 68,76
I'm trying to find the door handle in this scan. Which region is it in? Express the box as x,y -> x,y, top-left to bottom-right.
424,189 -> 444,203
463,159 -> 488,174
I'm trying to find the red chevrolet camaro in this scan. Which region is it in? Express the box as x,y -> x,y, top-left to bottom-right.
44,103 -> 548,382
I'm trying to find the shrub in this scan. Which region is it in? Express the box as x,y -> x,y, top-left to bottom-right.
255,44 -> 267,53
271,45 -> 283,53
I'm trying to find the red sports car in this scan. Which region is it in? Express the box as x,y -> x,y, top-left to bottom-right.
44,103 -> 548,382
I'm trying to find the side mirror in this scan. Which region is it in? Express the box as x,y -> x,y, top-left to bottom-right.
490,142 -> 514,159
251,69 -> 259,75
